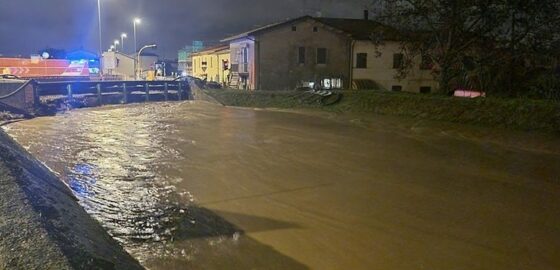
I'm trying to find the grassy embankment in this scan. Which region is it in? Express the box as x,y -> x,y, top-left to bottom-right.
205,89 -> 560,133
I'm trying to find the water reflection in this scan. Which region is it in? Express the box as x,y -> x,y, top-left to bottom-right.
5,102 -> 308,269
7,101 -> 560,270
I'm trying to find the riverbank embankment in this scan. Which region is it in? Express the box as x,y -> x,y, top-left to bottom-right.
205,89 -> 560,133
0,130 -> 143,269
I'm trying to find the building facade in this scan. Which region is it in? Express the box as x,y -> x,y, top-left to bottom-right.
101,51 -> 135,80
192,44 -> 230,84
102,51 -> 159,80
222,15 -> 438,92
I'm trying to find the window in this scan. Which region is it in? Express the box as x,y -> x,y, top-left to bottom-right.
391,85 -> 402,92
292,26 -> 297,31
420,54 -> 432,70
356,53 -> 367,69
393,53 -> 404,69
298,47 -> 306,64
313,26 -> 318,32
243,47 -> 249,63
317,48 -> 327,65
420,86 -> 432,93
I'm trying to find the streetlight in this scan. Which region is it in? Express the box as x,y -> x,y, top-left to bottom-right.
114,40 -> 120,52
96,0 -> 103,78
133,18 -> 141,79
133,18 -> 141,54
96,0 -> 102,56
110,45 -> 115,51
137,44 -> 157,80
121,33 -> 127,52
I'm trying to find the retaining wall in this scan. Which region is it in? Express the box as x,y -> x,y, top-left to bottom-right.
0,130 -> 143,269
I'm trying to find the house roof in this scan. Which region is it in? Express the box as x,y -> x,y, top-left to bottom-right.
221,16 -> 402,42
315,18 -> 402,41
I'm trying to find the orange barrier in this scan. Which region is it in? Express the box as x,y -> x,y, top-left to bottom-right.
0,57 -> 89,78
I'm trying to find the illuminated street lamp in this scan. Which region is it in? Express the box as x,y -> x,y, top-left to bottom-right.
133,18 -> 142,78
96,0 -> 103,56
121,33 -> 127,52
133,18 -> 141,54
137,44 -> 157,80
114,40 -> 120,52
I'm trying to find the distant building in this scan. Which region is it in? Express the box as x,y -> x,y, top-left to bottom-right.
102,51 -> 159,80
191,44 -> 230,84
178,41 -> 205,76
101,51 -> 135,79
222,15 -> 437,92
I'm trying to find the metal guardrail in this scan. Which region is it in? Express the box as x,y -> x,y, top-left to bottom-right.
34,80 -> 191,103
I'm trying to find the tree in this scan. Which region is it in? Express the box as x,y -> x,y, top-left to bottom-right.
378,0 -> 560,97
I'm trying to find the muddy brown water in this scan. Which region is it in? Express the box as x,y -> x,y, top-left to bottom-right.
4,101 -> 560,270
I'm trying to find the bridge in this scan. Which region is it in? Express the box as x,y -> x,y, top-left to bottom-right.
0,79 -> 191,116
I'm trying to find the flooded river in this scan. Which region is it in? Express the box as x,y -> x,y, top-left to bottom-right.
4,101 -> 560,269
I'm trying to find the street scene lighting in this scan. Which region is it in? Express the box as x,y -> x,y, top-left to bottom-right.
121,33 -> 127,52
133,18 -> 142,78
137,44 -> 157,79
133,18 -> 141,54
113,40 -> 120,52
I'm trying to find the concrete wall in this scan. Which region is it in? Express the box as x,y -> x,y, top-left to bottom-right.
0,130 -> 142,269
256,19 -> 351,90
352,41 -> 438,93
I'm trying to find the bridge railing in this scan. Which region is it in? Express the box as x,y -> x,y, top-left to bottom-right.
34,80 -> 191,104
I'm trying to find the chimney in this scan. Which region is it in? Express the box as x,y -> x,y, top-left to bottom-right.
363,9 -> 369,20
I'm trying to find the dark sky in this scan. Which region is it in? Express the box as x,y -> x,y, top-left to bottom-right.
0,0 -> 371,59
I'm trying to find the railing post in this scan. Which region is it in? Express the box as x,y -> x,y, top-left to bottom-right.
122,83 -> 128,104
177,82 -> 182,101
164,82 -> 169,101
97,83 -> 102,106
145,83 -> 150,102
66,84 -> 73,101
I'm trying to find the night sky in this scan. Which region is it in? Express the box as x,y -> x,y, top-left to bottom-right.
0,0 -> 371,59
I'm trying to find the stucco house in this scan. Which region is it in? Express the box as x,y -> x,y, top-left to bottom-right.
222,15 -> 438,92
191,44 -> 231,84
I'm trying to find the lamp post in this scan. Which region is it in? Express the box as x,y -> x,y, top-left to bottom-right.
96,0 -> 102,56
121,33 -> 127,52
137,44 -> 157,80
133,18 -> 141,79
114,40 -> 120,52
96,0 -> 103,78
133,18 -> 141,54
